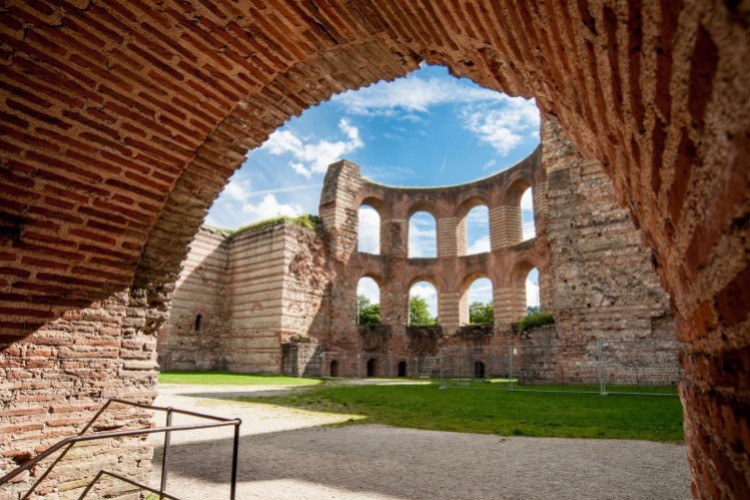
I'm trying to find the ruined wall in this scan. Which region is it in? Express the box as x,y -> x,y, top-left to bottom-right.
543,119 -> 675,343
157,229 -> 228,370
159,221 -> 329,374
0,293 -> 157,497
0,2 -> 748,496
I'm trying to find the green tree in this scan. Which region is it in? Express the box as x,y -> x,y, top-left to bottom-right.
409,296 -> 436,326
357,295 -> 381,325
469,301 -> 493,324
526,305 -> 541,314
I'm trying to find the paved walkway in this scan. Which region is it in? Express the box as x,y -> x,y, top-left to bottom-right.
150,384 -> 691,500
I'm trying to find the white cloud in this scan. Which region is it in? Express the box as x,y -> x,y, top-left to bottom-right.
526,268 -> 540,308
468,278 -> 493,304
466,235 -> 490,255
358,206 -> 381,254
222,176 -> 252,202
522,221 -> 536,240
332,76 -> 505,115
408,212 -> 437,258
520,189 -> 534,211
461,97 -> 540,155
241,194 -> 303,221
357,277 -> 380,304
410,281 -> 438,317
261,118 -> 363,177
483,159 -> 498,171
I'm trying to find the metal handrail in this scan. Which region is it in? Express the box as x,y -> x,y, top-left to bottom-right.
0,399 -> 242,500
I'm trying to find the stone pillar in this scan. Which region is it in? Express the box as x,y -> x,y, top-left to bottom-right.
437,217 -> 460,258
384,218 -> 408,258
319,160 -> 363,259
494,285 -> 525,328
439,290 -> 461,332
490,205 -> 522,249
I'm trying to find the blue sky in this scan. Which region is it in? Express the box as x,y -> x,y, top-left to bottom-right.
206,64 -> 540,311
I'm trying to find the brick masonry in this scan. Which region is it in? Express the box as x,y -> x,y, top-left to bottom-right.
163,117 -> 677,383
0,1 -> 748,497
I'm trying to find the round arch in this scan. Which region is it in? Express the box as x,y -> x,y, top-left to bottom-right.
0,2 -> 746,495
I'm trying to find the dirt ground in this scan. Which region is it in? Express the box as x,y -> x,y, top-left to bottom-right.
149,383 -> 691,500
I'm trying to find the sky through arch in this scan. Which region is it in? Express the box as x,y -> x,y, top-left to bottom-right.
206,64 -> 540,229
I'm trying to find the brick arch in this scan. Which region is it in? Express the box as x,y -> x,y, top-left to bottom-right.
0,1 -> 747,496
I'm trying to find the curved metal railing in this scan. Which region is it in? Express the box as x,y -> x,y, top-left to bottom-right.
0,399 -> 242,499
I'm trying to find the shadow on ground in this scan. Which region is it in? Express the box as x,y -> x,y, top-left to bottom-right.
152,423 -> 690,500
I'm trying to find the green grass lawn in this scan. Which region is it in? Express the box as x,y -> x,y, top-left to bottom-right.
236,381 -> 685,443
158,370 -> 320,386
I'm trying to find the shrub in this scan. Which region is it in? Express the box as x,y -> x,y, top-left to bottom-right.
515,311 -> 555,332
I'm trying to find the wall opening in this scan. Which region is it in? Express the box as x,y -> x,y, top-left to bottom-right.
465,205 -> 490,255
408,211 -> 437,258
460,276 -> 493,325
194,314 -> 202,332
366,358 -> 377,377
358,204 -> 381,254
526,268 -> 541,313
474,361 -> 485,379
408,280 -> 438,325
357,276 -> 381,325
330,360 -> 338,377
521,188 -> 536,241
398,361 -> 407,377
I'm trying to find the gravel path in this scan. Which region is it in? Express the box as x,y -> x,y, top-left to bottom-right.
150,384 -> 691,500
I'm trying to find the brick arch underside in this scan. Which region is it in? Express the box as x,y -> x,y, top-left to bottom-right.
1,1 -> 749,497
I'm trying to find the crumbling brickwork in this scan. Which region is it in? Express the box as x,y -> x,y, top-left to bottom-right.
0,1 -> 748,497
164,120 -> 677,385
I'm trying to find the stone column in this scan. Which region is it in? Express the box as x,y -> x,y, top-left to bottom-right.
437,217 -> 460,257
490,205 -> 522,249
439,290 -> 461,332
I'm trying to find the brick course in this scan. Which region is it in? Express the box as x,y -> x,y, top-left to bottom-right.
0,1 -> 748,497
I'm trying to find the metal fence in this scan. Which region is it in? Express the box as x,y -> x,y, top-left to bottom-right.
438,339 -> 682,396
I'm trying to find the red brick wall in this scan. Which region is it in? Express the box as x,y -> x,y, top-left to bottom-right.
0,2 -> 748,497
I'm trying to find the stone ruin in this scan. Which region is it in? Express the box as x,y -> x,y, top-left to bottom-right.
159,117 -> 678,381
0,1 -> 748,497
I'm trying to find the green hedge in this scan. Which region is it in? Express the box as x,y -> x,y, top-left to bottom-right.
515,311 -> 555,332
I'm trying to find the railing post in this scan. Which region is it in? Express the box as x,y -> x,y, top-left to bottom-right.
598,340 -> 607,396
439,348 -> 445,389
508,344 -> 514,391
160,408 -> 173,497
230,421 -> 241,500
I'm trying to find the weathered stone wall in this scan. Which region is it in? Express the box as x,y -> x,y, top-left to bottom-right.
165,121 -> 677,386
0,292 -> 157,498
0,1 -> 748,496
159,221 -> 329,374
544,119 -> 675,344
157,229 -> 228,371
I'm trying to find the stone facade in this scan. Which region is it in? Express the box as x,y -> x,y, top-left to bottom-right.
0,2 -> 748,497
162,118 -> 677,382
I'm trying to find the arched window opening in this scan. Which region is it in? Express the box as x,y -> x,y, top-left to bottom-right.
194,314 -> 202,332
465,205 -> 490,255
330,360 -> 339,377
521,188 -> 536,241
358,204 -> 381,254
357,277 -> 381,325
408,211 -> 437,258
367,358 -> 377,377
408,281 -> 438,325
462,277 -> 493,325
474,361 -> 486,379
398,361 -> 407,377
526,268 -> 541,313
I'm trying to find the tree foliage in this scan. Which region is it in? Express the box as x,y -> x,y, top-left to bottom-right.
516,311 -> 555,332
357,295 -> 381,325
409,296 -> 436,326
469,301 -> 493,325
